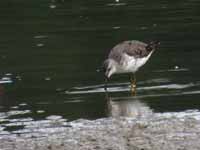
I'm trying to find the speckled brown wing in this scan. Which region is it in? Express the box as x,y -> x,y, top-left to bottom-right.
123,40 -> 150,58
108,40 -> 150,64
108,41 -> 128,63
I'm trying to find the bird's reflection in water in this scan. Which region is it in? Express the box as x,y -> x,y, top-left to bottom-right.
106,94 -> 153,118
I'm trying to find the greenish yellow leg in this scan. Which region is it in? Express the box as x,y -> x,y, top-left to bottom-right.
130,74 -> 136,96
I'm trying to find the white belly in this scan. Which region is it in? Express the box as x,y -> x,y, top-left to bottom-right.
115,51 -> 153,74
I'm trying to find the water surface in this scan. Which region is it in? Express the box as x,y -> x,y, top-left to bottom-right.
0,0 -> 200,132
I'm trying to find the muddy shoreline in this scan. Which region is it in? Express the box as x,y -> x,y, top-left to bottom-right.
1,110 -> 200,150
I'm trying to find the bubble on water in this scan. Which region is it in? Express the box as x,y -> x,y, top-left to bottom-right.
37,110 -> 45,114
36,43 -> 44,47
5,73 -> 12,76
174,66 -> 179,69
34,35 -> 48,39
16,76 -> 22,81
112,26 -> 121,29
49,4 -> 56,9
19,103 -> 27,106
11,106 -> 19,109
56,88 -> 63,92
45,77 -> 51,81
140,26 -> 148,30
153,24 -> 157,27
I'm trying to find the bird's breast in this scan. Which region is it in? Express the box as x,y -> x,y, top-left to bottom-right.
115,52 -> 153,74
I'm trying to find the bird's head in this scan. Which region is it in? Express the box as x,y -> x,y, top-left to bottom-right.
146,41 -> 160,51
103,59 -> 116,79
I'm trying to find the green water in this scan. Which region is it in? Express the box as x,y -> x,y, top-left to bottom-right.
0,0 -> 200,126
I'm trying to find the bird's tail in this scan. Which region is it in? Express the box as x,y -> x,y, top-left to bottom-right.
146,41 -> 160,51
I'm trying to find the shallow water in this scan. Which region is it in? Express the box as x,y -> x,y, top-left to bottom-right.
0,0 -> 200,132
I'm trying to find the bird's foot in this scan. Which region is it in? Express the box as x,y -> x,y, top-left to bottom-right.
130,83 -> 136,96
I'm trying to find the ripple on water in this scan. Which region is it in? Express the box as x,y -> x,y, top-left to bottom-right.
154,67 -> 189,73
66,82 -> 197,94
0,110 -> 67,137
106,2 -> 127,6
0,77 -> 12,84
139,78 -> 171,84
65,78 -> 200,101
33,35 -> 48,39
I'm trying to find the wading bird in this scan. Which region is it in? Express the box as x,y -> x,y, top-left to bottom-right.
103,40 -> 160,94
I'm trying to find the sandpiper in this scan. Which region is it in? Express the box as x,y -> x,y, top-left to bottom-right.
103,40 -> 160,94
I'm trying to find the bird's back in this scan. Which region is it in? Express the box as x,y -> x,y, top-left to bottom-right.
108,40 -> 154,64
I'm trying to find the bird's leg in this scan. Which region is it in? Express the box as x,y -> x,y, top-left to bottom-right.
104,77 -> 108,92
130,73 -> 136,95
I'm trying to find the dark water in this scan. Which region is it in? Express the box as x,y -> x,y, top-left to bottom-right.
0,0 -> 200,132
